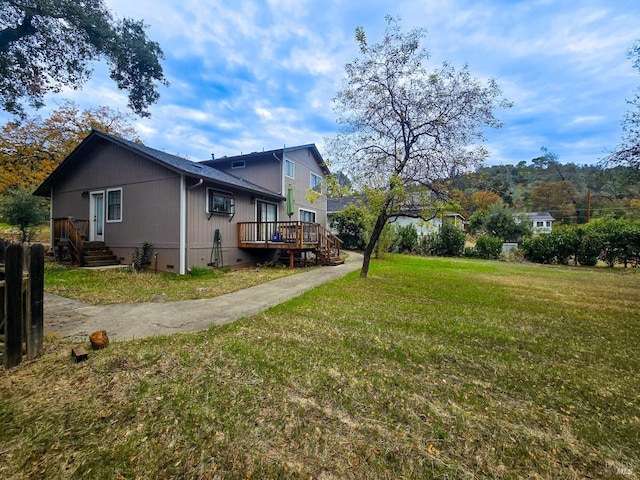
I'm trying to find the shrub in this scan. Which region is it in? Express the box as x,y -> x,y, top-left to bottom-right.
433,222 -> 465,257
522,235 -> 555,264
418,234 -> 435,256
393,224 -> 418,253
330,205 -> 368,250
475,235 -> 503,259
132,241 -> 153,272
463,246 -> 477,257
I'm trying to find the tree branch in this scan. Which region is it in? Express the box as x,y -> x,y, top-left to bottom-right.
0,14 -> 36,53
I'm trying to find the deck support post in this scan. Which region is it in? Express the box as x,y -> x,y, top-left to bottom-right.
288,250 -> 294,269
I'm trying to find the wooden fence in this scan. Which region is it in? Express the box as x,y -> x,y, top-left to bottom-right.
0,239 -> 45,369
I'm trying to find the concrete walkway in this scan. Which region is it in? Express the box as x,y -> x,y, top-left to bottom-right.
44,252 -> 363,342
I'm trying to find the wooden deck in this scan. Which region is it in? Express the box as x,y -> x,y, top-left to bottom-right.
238,221 -> 342,266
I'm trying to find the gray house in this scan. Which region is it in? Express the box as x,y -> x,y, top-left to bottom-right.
34,130 -> 340,273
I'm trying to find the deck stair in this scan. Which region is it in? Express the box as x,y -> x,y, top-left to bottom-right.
52,218 -> 120,267
81,241 -> 120,267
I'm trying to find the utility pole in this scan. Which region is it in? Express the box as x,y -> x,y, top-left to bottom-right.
586,188 -> 591,223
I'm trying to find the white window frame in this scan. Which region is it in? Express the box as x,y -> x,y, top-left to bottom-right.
231,160 -> 245,169
310,172 -> 322,193
299,208 -> 316,223
206,188 -> 235,215
285,158 -> 295,179
106,188 -> 122,223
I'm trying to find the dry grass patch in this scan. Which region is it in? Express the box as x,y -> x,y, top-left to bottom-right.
44,263 -> 314,304
1,255 -> 639,479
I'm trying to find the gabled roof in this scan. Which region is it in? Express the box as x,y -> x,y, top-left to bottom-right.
327,196 -> 365,213
203,144 -> 331,175
33,130 -> 281,199
521,211 -> 555,222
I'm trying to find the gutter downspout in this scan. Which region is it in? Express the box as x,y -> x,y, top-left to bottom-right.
273,148 -> 283,196
179,175 -> 187,275
183,178 -> 204,273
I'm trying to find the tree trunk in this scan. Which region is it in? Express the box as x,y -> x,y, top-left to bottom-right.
360,212 -> 389,278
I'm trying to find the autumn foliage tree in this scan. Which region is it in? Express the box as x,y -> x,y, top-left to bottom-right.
529,180 -> 576,222
329,17 -> 510,277
0,101 -> 139,194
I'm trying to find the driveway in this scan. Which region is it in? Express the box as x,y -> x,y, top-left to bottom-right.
45,252 -> 363,342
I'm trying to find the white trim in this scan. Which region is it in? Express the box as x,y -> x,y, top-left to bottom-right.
105,187 -> 123,223
285,158 -> 294,179
179,175 -> 186,275
299,207 -> 316,223
310,171 -> 322,192
89,190 -> 105,242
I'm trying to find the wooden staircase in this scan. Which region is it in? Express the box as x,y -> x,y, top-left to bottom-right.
315,225 -> 343,266
53,218 -> 121,268
81,241 -> 120,267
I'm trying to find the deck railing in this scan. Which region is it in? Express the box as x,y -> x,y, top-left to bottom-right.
237,221 -> 341,263
53,217 -> 89,265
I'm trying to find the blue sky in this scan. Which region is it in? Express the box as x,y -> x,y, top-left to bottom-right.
8,0 -> 640,167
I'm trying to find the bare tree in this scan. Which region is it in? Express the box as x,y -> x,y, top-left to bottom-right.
329,16 -> 511,277
606,39 -> 640,171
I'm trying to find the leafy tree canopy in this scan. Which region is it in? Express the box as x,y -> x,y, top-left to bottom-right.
329,16 -> 511,277
0,100 -> 139,194
529,180 -> 577,221
0,185 -> 48,242
0,0 -> 168,117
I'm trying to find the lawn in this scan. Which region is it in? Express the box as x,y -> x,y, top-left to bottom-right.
1,255 -> 639,479
44,263 -> 313,304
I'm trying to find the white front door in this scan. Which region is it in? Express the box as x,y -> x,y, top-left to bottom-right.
90,191 -> 104,242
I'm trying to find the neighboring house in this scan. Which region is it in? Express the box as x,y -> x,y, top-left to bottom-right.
34,130 -> 340,273
520,212 -> 554,234
327,196 -> 465,236
396,213 -> 466,236
327,196 -> 363,234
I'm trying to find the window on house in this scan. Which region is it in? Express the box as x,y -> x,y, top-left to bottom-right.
207,189 -> 234,214
106,188 -> 122,222
231,160 -> 245,169
310,172 -> 322,193
536,221 -> 544,227
285,159 -> 294,178
300,209 -> 316,223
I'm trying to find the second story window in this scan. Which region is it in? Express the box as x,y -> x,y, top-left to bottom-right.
285,159 -> 294,178
310,172 -> 322,193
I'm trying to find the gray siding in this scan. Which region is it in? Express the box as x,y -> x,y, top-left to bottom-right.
213,156 -> 282,194
51,141 -> 182,273
283,148 -> 327,226
185,182 -> 279,269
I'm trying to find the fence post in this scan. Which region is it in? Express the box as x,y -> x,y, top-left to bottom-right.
27,244 -> 44,360
4,243 -> 24,369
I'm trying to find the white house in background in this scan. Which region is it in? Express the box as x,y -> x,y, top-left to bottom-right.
521,211 -> 555,234
327,197 -> 466,236
393,213 -> 466,236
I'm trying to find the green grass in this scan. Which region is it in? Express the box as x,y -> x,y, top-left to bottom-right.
44,262 -> 311,304
2,255 -> 639,479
